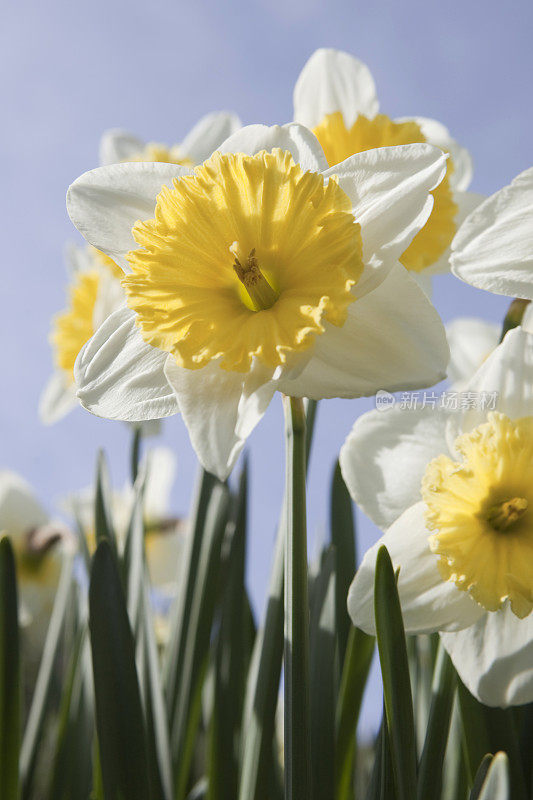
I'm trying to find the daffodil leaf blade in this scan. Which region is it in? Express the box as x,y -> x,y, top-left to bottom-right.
374,545 -> 417,800
208,460 -> 253,800
94,449 -> 117,550
238,520 -> 284,800
475,752 -> 510,800
335,625 -> 375,800
330,459 -> 356,664
309,546 -> 337,800
46,627 -> 90,799
163,469 -> 217,724
0,536 -> 21,800
89,540 -> 150,800
20,555 -> 73,799
140,577 -> 174,800
169,477 -> 231,800
416,642 -> 456,800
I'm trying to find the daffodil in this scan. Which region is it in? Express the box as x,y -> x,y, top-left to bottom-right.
341,326 -> 533,706
446,317 -> 500,389
39,243 -> 125,424
293,48 -> 483,293
99,111 -> 241,167
452,167 -> 533,300
67,123 -> 450,480
0,471 -> 73,649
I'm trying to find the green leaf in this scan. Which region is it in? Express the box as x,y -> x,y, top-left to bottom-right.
366,718 -> 396,800
475,753 -> 510,800
441,700 -> 468,800
46,627 -> 90,799
335,626 -> 374,800
374,546 -> 417,800
20,555 -> 73,799
238,518 -> 284,800
329,461 -> 356,665
89,540 -> 150,800
208,462 -> 250,800
0,536 -> 21,800
458,680 -> 527,799
140,577 -> 174,800
123,475 -> 146,631
309,546 -> 336,800
417,643 -> 456,800
163,469 -> 216,724
94,450 -> 117,551
170,478 -> 231,800
469,754 -> 494,800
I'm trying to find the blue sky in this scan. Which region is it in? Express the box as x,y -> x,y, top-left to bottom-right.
2,0 -> 532,733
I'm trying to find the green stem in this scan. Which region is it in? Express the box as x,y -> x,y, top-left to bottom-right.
282,396 -> 311,800
499,297 -> 530,342
131,424 -> 143,484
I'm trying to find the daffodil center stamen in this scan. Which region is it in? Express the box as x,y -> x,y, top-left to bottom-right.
231,244 -> 279,311
486,497 -> 528,532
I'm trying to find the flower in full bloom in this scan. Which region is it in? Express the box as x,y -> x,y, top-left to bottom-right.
99,111 -> 241,167
0,471 -> 74,649
341,326 -> 533,706
293,48 -> 483,293
39,244 -> 125,424
452,167 -> 533,300
67,123 -> 450,479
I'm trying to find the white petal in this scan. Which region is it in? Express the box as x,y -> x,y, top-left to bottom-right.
180,111 -> 241,164
0,472 -> 49,540
325,144 -> 448,270
39,371 -> 78,425
278,264 -> 449,400
164,359 -> 275,480
217,123 -> 328,173
447,327 -> 533,444
446,317 -> 500,388
99,129 -> 145,166
441,605 -> 533,707
340,405 -> 450,530
347,502 -> 484,635
74,307 -> 180,421
396,116 -> 473,192
67,161 -> 193,271
451,167 -> 533,299
293,48 -> 378,129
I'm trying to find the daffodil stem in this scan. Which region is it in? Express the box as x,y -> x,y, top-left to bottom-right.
282,395 -> 311,800
499,297 -> 530,342
131,425 -> 142,484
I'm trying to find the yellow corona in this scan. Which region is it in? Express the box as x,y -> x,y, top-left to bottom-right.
123,148 -> 364,372
422,413 -> 533,618
313,112 -> 457,273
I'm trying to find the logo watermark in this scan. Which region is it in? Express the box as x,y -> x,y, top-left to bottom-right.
375,390 -> 499,413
